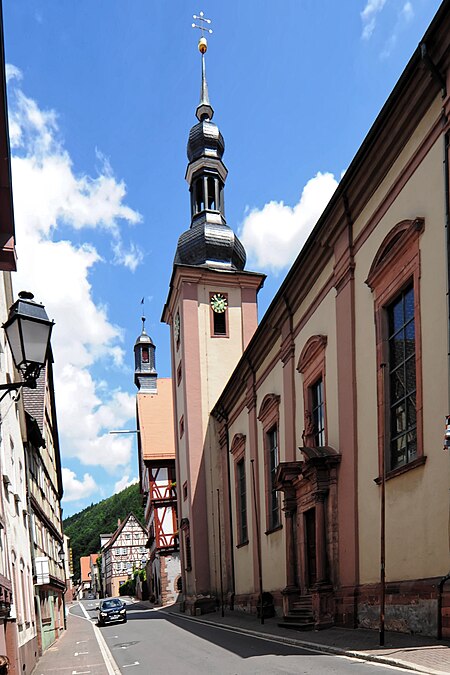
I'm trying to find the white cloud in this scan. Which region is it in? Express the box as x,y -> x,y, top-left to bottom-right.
61,468 -> 98,502
8,66 -> 141,472
401,2 -> 414,22
361,0 -> 388,40
114,475 -> 139,494
239,172 -> 338,273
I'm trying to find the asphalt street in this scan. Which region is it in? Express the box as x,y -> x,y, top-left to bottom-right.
79,599 -> 411,675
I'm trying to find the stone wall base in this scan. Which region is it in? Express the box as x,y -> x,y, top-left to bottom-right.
231,591 -> 283,618
230,578 -> 442,636
184,595 -> 217,616
357,578 -> 440,636
19,635 -> 38,675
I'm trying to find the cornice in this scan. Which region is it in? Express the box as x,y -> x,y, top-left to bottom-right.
162,264 -> 265,324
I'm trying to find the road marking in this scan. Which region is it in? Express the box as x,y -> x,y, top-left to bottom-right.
76,640 -> 88,644
122,663 -> 139,669
74,651 -> 89,656
72,671 -> 91,674
79,603 -> 91,620
93,623 -> 121,675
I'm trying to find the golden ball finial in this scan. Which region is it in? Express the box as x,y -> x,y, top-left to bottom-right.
198,36 -> 208,54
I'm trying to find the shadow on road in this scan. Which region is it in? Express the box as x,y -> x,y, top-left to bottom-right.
122,601 -> 324,659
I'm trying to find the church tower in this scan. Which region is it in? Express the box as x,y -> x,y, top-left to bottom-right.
134,317 -> 157,393
162,19 -> 265,614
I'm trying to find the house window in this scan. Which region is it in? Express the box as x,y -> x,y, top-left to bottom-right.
236,459 -> 248,544
366,217 -> 425,480
267,426 -> 280,530
182,481 -> 188,501
311,378 -> 325,446
177,362 -> 182,386
387,285 -> 416,469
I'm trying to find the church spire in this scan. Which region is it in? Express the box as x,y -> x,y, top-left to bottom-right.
174,13 -> 246,271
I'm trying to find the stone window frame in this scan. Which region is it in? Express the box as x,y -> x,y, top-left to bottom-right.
297,335 -> 328,447
230,434 -> 248,547
257,394 -> 282,535
365,217 -> 426,481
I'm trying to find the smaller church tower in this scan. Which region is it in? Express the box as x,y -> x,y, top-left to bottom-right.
134,314 -> 181,605
134,317 -> 157,393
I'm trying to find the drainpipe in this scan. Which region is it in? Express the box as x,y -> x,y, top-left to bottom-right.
215,407 -> 235,610
444,132 -> 450,418
224,413 -> 236,609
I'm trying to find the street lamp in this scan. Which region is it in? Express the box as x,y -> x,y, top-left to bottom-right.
0,291 -> 54,401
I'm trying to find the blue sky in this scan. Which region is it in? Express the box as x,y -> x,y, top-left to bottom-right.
3,0 -> 442,516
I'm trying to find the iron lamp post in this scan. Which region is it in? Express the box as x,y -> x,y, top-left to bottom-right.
0,291 -> 54,401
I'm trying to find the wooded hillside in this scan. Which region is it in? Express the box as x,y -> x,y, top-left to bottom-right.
63,483 -> 145,581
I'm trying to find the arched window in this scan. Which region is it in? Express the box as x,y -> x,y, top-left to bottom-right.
365,217 -> 425,477
258,394 -> 282,532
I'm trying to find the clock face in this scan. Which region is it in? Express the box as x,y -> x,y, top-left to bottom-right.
210,293 -> 228,314
174,312 -> 180,341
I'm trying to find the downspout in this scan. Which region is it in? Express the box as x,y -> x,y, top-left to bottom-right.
223,412 -> 235,609
444,132 -> 450,425
215,407 -> 235,610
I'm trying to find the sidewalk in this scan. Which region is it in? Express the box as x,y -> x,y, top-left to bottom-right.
31,603 -> 118,675
155,601 -> 450,675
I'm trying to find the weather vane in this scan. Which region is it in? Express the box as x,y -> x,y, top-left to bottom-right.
192,11 -> 213,53
140,296 -> 146,333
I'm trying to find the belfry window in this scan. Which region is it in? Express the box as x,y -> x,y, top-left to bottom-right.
142,347 -> 149,363
195,179 -> 204,213
207,177 -> 216,210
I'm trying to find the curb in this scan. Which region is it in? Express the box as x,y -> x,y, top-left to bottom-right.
160,609 -> 447,675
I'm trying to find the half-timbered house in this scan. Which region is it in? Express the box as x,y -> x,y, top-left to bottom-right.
101,514 -> 147,598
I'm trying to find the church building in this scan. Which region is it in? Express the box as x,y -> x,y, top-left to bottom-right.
162,1 -> 450,637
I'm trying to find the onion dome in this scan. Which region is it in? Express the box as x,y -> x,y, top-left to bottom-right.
187,120 -> 224,163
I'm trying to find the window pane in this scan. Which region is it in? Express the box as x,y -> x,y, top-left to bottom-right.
404,287 -> 414,321
387,285 -> 416,470
406,396 -> 416,429
405,320 -> 415,358
391,402 -> 406,435
390,299 -> 404,335
267,426 -> 279,529
390,369 -> 405,404
405,357 -> 416,394
311,379 -> 325,447
390,330 -> 405,368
